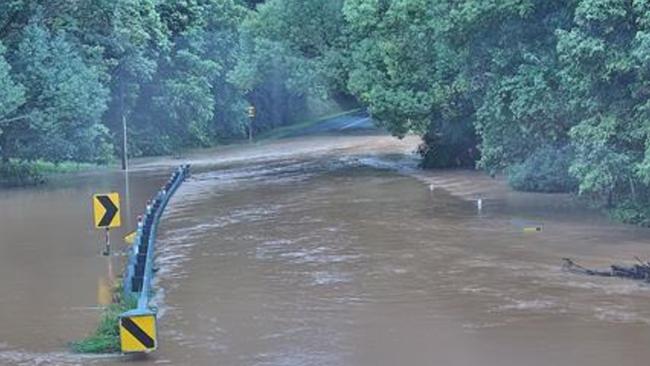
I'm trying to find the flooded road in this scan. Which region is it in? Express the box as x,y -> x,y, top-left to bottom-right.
2,122 -> 650,365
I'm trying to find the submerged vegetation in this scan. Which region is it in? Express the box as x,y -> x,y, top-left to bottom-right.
0,160 -> 103,187
70,284 -> 137,354
1,0 -> 649,225
0,161 -> 44,187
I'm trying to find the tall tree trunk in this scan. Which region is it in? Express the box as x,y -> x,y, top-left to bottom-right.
0,132 -> 9,164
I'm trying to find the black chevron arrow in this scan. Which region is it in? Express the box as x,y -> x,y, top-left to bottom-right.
97,195 -> 118,227
121,317 -> 155,349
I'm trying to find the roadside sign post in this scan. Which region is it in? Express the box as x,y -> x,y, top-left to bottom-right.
103,228 -> 110,256
247,106 -> 256,142
93,193 -> 121,256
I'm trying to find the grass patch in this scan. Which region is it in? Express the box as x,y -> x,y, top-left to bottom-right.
70,283 -> 138,354
0,161 -> 45,187
0,159 -> 111,188
31,160 -> 108,175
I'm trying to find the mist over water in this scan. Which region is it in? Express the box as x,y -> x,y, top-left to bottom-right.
2,133 -> 650,365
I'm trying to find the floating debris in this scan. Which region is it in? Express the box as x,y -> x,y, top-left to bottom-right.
562,258 -> 650,282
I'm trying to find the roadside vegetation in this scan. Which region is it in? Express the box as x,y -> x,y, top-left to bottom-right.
70,283 -> 137,354
1,1 -> 650,225
0,160 -> 106,187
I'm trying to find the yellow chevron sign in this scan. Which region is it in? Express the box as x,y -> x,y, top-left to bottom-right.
119,312 -> 157,353
93,193 -> 121,229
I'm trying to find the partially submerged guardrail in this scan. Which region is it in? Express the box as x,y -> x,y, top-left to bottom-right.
119,164 -> 190,353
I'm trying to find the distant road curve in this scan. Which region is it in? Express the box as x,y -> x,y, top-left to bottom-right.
284,111 -> 378,137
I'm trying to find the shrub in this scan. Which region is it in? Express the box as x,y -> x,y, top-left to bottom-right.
0,161 -> 45,187
609,200 -> 650,227
507,145 -> 578,193
70,285 -> 138,354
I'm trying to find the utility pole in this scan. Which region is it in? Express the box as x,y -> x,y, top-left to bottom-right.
119,75 -> 128,171
247,106 -> 256,143
122,112 -> 132,231
121,113 -> 128,171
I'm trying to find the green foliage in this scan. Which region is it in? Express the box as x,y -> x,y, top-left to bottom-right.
70,289 -> 138,354
0,0 -> 354,185
0,41 -> 26,163
134,0 -> 249,155
229,0 -> 347,133
0,42 -> 24,119
554,0 -> 650,220
609,199 -> 650,227
0,161 -> 44,187
0,159 -> 103,187
337,0 -> 650,225
8,15 -> 111,164
344,0 -> 443,138
0,0 -> 316,174
29,160 -> 105,175
507,146 -> 577,193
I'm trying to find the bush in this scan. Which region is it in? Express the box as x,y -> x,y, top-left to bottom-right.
0,161 -> 45,187
70,285 -> 138,354
507,145 -> 578,193
609,200 -> 650,227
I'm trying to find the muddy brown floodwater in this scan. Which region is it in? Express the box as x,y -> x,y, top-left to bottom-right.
2,130 -> 650,366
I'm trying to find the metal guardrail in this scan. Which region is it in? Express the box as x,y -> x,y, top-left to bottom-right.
119,164 -> 190,352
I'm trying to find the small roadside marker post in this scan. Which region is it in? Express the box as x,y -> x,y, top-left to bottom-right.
93,193 -> 121,256
247,105 -> 256,142
103,228 -> 110,256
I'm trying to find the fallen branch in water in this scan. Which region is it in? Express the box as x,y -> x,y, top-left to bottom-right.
562,258 -> 650,282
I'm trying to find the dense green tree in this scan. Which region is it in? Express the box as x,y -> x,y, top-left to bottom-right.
0,41 -> 25,164
75,0 -> 168,160
344,0 -> 478,166
11,17 -> 110,163
339,0 -> 650,223
556,0 -> 650,220
468,1 -> 577,173
230,0 -> 348,132
133,0 -> 248,155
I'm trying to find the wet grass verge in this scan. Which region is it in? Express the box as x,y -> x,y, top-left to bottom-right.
70,283 -> 137,354
0,160 -> 112,188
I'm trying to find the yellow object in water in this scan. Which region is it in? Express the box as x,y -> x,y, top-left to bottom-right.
124,231 -> 136,244
97,277 -> 112,306
523,227 -> 543,233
